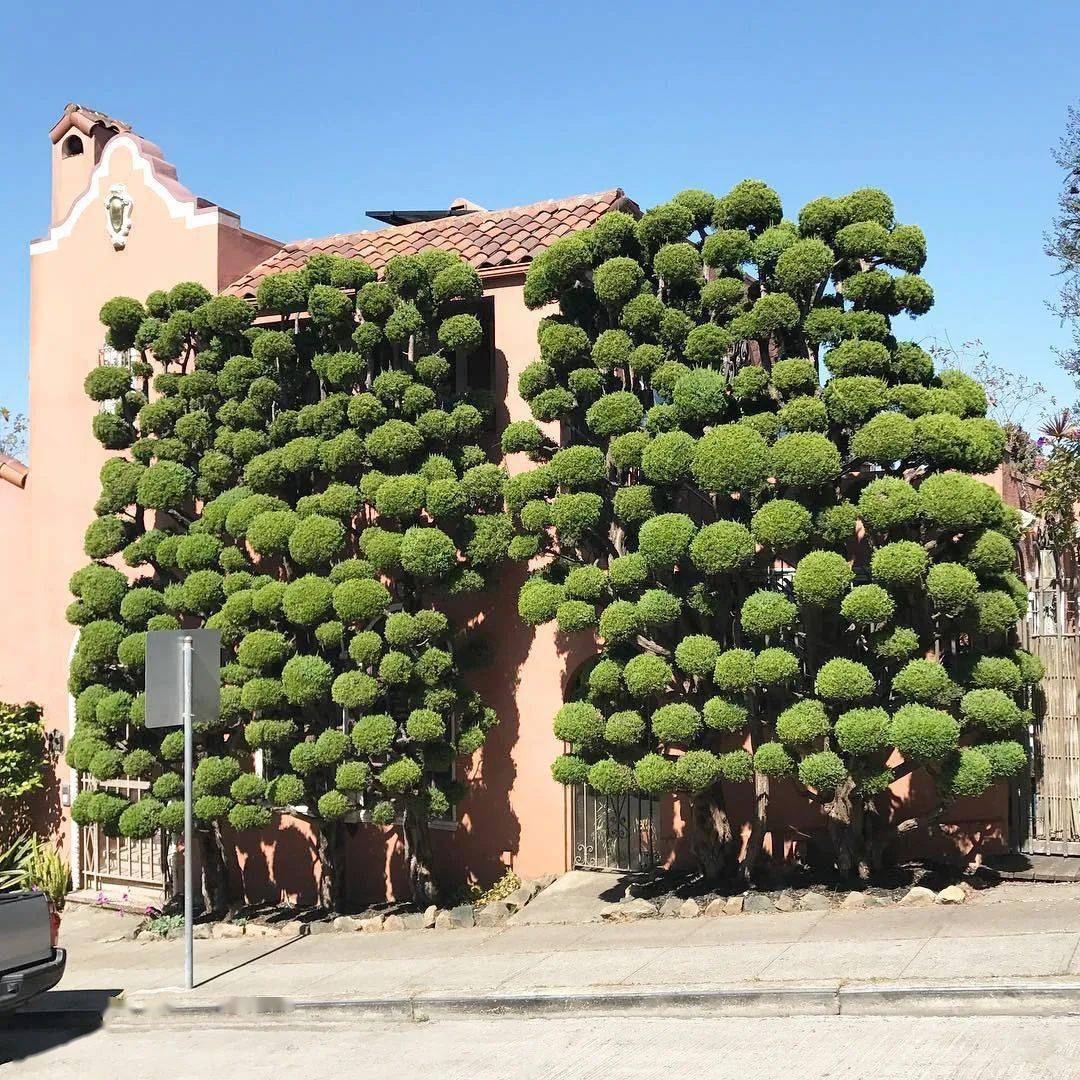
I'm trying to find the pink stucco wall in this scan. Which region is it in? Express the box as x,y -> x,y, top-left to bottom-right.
227,272 -> 595,906
3,111 -> 1012,907
3,120 -> 281,874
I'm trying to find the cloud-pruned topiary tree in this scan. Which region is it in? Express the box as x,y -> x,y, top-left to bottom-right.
510,182 -> 1037,881
68,250 -> 503,911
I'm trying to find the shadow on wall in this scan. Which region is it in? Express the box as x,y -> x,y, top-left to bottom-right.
223,559 -> 547,909
425,560 -> 534,899
28,747 -> 65,850
228,814 -> 321,908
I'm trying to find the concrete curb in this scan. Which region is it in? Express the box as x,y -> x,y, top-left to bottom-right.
70,979 -> 1080,1025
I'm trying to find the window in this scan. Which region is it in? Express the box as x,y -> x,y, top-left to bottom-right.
448,295 -> 495,395
62,134 -> 84,158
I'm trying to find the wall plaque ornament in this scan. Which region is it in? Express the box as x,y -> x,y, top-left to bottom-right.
104,183 -> 133,250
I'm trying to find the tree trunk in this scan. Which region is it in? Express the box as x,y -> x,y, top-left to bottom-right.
402,803 -> 439,907
315,821 -> 345,913
742,771 -> 770,885
824,780 -> 869,880
198,826 -> 231,917
690,785 -> 736,883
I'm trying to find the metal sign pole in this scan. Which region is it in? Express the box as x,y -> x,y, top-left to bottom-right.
145,626 -> 219,993
182,634 -> 194,991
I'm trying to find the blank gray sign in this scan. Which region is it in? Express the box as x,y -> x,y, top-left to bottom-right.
144,629 -> 222,729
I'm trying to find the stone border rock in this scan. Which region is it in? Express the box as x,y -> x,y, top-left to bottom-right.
601,883 -> 970,923
125,875 -> 558,944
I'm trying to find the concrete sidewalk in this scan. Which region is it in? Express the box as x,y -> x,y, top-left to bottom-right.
29,883 -> 1080,1018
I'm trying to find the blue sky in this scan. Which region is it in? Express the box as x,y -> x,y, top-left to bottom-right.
1,2 -> 1077,428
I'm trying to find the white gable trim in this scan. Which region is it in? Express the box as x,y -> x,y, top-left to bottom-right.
30,135 -> 222,256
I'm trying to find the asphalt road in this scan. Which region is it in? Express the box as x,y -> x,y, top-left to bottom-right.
4,1013 -> 1080,1079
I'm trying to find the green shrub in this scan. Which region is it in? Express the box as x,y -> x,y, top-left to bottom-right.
851,413 -> 915,464
815,659 -> 875,701
634,753 -> 677,794
589,758 -> 636,796
871,541 -> 929,588
333,577 -> 391,623
674,635 -> 722,678
352,714 -> 397,756
840,584 -> 895,625
641,431 -> 696,485
892,659 -> 957,706
982,740 -> 1027,780
769,433 -> 841,488
798,751 -> 848,793
604,710 -> 645,746
890,704 -> 959,760
651,702 -> 702,743
119,798 -> 164,839
966,656 -> 1023,693
637,588 -> 681,627
753,647 -> 800,684
834,707 -> 891,756
938,748 -> 992,799
638,513 -> 697,569
551,754 -> 590,786
624,653 -> 674,697
281,654 -> 334,707
674,750 -> 723,794
553,701 -> 605,745
793,550 -> 853,607
776,700 -> 830,746
919,472 -> 1001,532
960,688 -> 1022,734
754,741 -> 795,778
751,500 -> 812,549
962,530 -> 1016,578
858,477 -> 920,532
691,425 -> 769,493
771,358 -> 818,396
713,649 -> 756,692
689,521 -> 755,574
971,590 -> 1020,635
926,563 -> 980,618
740,591 -> 797,638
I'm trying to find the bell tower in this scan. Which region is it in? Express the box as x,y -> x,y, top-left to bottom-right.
48,103 -> 128,226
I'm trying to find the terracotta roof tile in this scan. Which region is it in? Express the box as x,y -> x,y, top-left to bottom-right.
0,453 -> 28,490
228,189 -> 636,296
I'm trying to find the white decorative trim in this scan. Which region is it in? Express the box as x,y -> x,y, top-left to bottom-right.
30,135 -> 222,256
67,631 -> 80,891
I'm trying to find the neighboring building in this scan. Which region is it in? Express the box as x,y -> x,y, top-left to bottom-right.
0,105 -> 1021,904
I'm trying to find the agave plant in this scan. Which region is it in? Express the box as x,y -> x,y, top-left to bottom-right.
0,832 -> 34,892
24,838 -> 71,910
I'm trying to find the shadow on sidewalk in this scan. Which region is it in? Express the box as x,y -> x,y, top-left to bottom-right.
0,988 -> 121,1064
195,934 -> 305,990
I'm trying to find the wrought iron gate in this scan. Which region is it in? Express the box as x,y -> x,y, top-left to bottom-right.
572,785 -> 659,871
78,774 -> 166,893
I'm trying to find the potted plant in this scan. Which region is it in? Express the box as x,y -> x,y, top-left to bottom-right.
25,838 -> 70,942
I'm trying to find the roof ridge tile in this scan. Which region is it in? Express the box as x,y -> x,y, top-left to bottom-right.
229,188 -> 634,294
